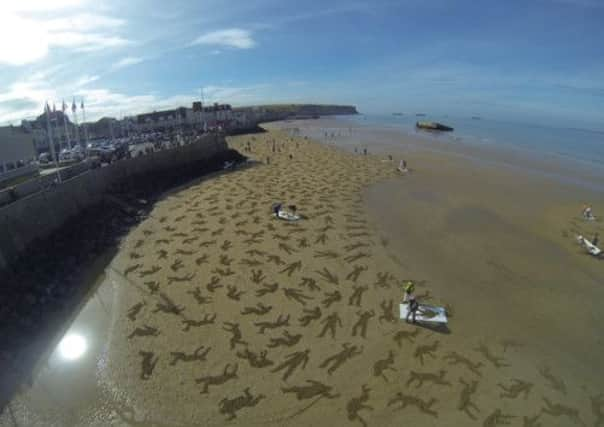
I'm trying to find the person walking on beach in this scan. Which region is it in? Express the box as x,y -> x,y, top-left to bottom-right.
593,233 -> 599,247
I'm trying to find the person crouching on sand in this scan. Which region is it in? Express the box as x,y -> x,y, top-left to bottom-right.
583,204 -> 594,220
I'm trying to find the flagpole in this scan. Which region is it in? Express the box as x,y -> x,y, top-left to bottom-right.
81,99 -> 89,145
72,98 -> 81,148
62,100 -> 72,149
45,102 -> 59,170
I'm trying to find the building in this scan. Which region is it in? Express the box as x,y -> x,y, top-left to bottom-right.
0,125 -> 36,176
132,103 -> 233,132
21,111 -> 82,154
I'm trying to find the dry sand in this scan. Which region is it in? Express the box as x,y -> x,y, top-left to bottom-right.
2,126 -> 603,426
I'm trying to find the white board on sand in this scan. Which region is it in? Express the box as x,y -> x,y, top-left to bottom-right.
399,304 -> 448,324
576,235 -> 602,256
276,211 -> 301,222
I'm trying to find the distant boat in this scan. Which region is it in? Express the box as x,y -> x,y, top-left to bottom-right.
416,113 -> 426,117
392,112 -> 403,116
416,121 -> 454,132
471,116 -> 481,120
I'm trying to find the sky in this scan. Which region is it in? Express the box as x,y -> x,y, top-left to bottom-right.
0,0 -> 603,128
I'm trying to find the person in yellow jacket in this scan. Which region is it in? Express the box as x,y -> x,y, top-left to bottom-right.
403,281 -> 419,323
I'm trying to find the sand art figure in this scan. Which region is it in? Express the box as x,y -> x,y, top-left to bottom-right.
458,378 -> 480,419
255,314 -> 290,334
406,370 -> 451,388
139,351 -> 159,380
378,299 -> 396,323
241,302 -> 272,315
196,364 -> 239,394
236,348 -> 274,368
348,285 -> 368,307
156,249 -> 168,260
281,260 -> 303,276
169,345 -> 211,365
346,265 -> 368,282
497,379 -> 533,399
483,409 -> 516,427
282,380 -> 339,401
195,254 -> 208,265
144,280 -> 159,294
474,343 -> 510,368
128,325 -> 160,339
299,306 -> 322,326
256,282 -> 279,297
187,287 -> 213,305
271,349 -> 310,381
283,287 -> 313,305
251,269 -> 266,284
139,265 -> 161,277
541,397 -> 583,425
414,341 -> 440,365
152,293 -> 184,315
298,277 -> 320,291
181,314 -> 216,331
167,273 -> 195,285
319,343 -> 363,375
443,352 -> 483,376
387,392 -> 438,418
539,365 -> 567,395
127,302 -> 145,321
351,310 -> 375,338
206,276 -> 223,292
347,385 -> 373,427
318,312 -> 343,339
212,267 -> 234,277
226,285 -> 244,301
373,350 -> 396,382
219,388 -> 266,420
223,322 -> 248,349
316,267 -> 339,285
267,330 -> 302,348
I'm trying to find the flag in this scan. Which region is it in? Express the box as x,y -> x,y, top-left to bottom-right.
81,99 -> 84,110
72,98 -> 77,113
45,102 -> 50,114
62,100 -> 67,112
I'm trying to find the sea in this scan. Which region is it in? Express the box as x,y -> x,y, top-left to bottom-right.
336,113 -> 604,177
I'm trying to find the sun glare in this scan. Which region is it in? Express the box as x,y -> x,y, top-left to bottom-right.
57,333 -> 87,361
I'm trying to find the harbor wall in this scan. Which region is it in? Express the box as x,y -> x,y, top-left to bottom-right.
0,133 -> 228,270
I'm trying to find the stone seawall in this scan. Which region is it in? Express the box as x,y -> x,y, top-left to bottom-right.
0,133 -> 229,270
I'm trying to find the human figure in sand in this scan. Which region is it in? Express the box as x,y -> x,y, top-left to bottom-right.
593,233 -> 599,247
403,281 -> 419,323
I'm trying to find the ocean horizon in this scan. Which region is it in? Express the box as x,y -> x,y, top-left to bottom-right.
337,113 -> 604,175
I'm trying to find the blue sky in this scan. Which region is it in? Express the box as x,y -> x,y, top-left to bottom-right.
0,0 -> 603,128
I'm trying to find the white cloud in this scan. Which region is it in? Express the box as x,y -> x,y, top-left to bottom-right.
75,75 -> 100,87
45,13 -> 125,32
0,3 -> 130,65
110,56 -> 144,71
192,29 -> 255,49
49,32 -> 130,51
4,0 -> 84,12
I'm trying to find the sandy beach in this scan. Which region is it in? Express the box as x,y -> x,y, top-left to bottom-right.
2,124 -> 603,426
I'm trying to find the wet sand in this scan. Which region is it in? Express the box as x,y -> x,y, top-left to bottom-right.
2,125 -> 603,426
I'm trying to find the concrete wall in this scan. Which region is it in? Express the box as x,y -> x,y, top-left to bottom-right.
0,164 -> 38,184
0,133 -> 227,270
